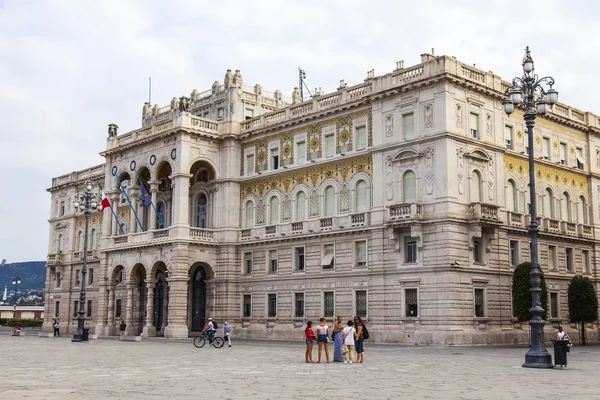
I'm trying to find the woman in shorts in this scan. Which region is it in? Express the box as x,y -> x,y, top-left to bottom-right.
316,317 -> 330,363
305,321 -> 315,363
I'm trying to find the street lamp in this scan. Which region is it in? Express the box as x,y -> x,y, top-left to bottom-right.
12,273 -> 21,319
503,46 -> 558,369
72,179 -> 101,342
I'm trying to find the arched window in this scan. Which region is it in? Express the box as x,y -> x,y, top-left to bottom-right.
543,188 -> 553,218
561,192 -> 570,221
324,186 -> 335,217
578,196 -> 586,224
91,228 -> 97,249
296,191 -> 306,220
506,180 -> 516,212
355,180 -> 368,212
196,194 -> 208,228
470,171 -> 481,203
245,201 -> 254,227
269,196 -> 279,224
196,169 -> 209,183
403,171 -> 416,203
157,202 -> 166,229
58,234 -> 63,253
77,231 -> 83,252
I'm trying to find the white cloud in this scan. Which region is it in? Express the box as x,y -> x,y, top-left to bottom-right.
0,0 -> 598,261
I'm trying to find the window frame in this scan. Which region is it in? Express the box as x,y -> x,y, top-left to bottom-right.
548,245 -> 557,271
565,247 -> 574,272
355,179 -> 369,213
582,249 -> 590,274
405,238 -> 417,264
270,147 -> 279,171
404,287 -> 419,318
324,133 -> 335,158
242,294 -> 252,318
73,300 -> 79,318
295,190 -> 307,221
295,140 -> 307,165
576,147 -> 584,170
245,153 -> 255,176
86,299 -> 92,318
115,299 -> 122,318
469,112 -> 479,139
354,239 -> 368,268
509,240 -> 519,266
243,252 -> 253,275
504,125 -> 513,150
550,292 -> 559,319
559,142 -> 567,165
321,243 -> 335,269
323,291 -> 335,318
473,238 -> 483,264
354,289 -> 368,318
88,268 -> 94,285
267,293 -> 277,318
474,288 -> 486,318
267,249 -> 278,274
542,136 -> 551,160
294,292 -> 305,318
355,125 -> 367,151
55,301 -> 60,318
403,112 -> 415,140
323,185 -> 336,217
294,246 -> 305,272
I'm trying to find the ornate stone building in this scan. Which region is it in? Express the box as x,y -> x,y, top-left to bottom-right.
44,53 -> 600,344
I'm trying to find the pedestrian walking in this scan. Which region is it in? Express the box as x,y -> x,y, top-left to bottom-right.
53,320 -> 60,337
332,316 -> 344,362
342,320 -> 356,364
305,321 -> 315,363
354,316 -> 366,363
316,317 -> 330,364
224,321 -> 232,347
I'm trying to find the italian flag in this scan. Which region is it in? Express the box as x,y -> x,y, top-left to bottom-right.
101,191 -> 111,211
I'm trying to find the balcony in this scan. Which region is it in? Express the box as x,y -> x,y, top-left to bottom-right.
387,203 -> 422,225
562,221 -> 577,236
46,253 -> 62,265
241,228 -> 252,240
320,217 -> 334,231
507,211 -> 525,228
152,228 -> 170,240
542,218 -> 561,233
265,225 -> 277,237
190,228 -> 214,241
469,203 -> 500,224
578,224 -> 593,238
291,222 -> 304,234
350,212 -> 369,227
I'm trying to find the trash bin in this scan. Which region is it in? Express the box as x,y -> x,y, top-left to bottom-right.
82,328 -> 90,342
552,339 -> 568,367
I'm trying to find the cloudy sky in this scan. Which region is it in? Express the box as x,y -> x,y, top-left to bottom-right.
0,0 -> 598,262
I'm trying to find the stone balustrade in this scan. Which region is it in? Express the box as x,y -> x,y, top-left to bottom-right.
469,203 -> 499,221
190,228 -> 214,241
388,203 -> 422,221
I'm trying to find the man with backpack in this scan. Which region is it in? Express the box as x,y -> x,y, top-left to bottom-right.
201,317 -> 217,345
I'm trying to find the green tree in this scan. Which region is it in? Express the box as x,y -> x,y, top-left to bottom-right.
567,275 -> 599,346
512,262 -> 548,322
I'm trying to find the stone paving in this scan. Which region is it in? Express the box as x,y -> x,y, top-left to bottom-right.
1,334 -> 600,399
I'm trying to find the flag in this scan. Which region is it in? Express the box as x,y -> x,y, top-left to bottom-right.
101,191 -> 111,211
139,177 -> 151,207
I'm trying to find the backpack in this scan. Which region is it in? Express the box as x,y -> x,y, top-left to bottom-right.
361,324 -> 369,340
212,321 -> 218,329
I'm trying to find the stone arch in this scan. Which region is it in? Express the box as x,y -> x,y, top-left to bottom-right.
392,149 -> 420,162
110,265 -> 127,285
188,158 -> 218,183
188,262 -> 214,332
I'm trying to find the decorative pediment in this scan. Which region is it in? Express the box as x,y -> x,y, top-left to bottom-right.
392,149 -> 421,163
54,222 -> 69,230
465,149 -> 491,162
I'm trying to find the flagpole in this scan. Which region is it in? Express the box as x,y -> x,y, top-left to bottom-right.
132,167 -> 165,229
97,180 -> 125,235
114,173 -> 145,232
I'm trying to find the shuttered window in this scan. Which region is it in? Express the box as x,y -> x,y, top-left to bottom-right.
297,141 -> 306,164
504,126 -> 513,149
245,201 -> 254,227
296,191 -> 306,220
269,197 -> 279,224
543,137 -> 550,159
470,113 -> 479,139
355,180 -> 368,212
470,171 -> 481,203
356,126 -> 367,150
324,186 -> 335,216
561,192 -> 570,221
506,180 -> 516,212
355,240 -> 367,267
403,171 -> 416,203
559,143 -> 567,164
246,154 -> 255,175
403,113 -> 415,140
325,134 -> 335,158
544,189 -> 553,218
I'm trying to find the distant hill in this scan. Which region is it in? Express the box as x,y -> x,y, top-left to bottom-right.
0,261 -> 46,292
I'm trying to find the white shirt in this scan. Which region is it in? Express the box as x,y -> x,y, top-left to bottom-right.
208,321 -> 215,331
558,331 -> 566,339
343,326 -> 356,345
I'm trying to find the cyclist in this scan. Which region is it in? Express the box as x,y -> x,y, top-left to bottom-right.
202,317 -> 216,345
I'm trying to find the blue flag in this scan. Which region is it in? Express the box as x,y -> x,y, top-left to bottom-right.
140,177 -> 151,207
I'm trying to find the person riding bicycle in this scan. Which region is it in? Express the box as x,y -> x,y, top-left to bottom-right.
202,318 -> 216,344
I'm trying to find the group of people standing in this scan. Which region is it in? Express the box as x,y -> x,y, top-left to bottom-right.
305,316 -> 367,364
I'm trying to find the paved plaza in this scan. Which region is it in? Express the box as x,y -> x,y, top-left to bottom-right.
1,333 -> 600,399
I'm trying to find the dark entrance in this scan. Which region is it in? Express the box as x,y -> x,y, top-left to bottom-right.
191,268 -> 207,332
153,271 -> 165,334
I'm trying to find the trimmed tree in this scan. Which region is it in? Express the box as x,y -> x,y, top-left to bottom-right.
512,262 -> 548,322
567,275 -> 599,346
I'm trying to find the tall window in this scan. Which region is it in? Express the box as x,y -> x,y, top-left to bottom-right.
324,186 -> 335,217
582,249 -> 590,274
543,137 -> 551,160
510,240 -> 519,266
60,201 -> 65,216
324,292 -> 335,318
294,247 -> 305,271
355,290 -> 367,317
473,239 -> 482,263
268,250 -> 278,273
55,301 -> 60,317
548,245 -> 557,270
77,231 -> 83,252
76,269 -> 81,285
405,239 -> 417,263
268,294 -> 277,317
403,171 -> 416,203
73,300 -> 79,317
403,113 -> 415,140
325,134 -> 335,158
524,131 -> 529,155
55,272 -> 62,287
405,288 -> 418,317
246,154 -> 255,175
355,240 -> 367,267
115,299 -> 122,318
90,228 -> 97,249
321,244 -> 334,269
566,247 -> 574,272
89,268 -> 94,285
474,289 -> 485,317
578,196 -> 586,224
157,203 -> 166,229
559,142 -> 567,165
355,180 -> 368,212
86,300 -> 92,318
269,196 -> 279,224
504,126 -> 513,149
245,201 -> 254,227
576,147 -> 584,170
197,194 -> 208,228
506,180 -> 516,212
58,234 -> 63,253
470,113 -> 479,139
296,191 -> 306,220
270,148 -> 279,170
294,293 -> 304,318
561,192 -> 570,221
544,188 -> 553,218
243,295 -> 251,317
296,141 -> 306,164
243,252 -> 253,275
470,171 -> 481,203
550,293 -> 559,319
356,126 -> 367,151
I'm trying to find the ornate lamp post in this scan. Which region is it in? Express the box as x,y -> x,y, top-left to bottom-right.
72,179 -> 101,342
503,47 -> 559,369
12,273 -> 21,319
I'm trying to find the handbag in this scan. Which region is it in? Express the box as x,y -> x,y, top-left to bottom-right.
331,329 -> 336,341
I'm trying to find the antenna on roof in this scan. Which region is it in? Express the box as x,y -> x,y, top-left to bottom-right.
148,77 -> 152,104
298,67 -> 312,101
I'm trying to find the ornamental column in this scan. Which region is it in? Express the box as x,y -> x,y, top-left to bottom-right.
164,275 -> 189,339
106,287 -> 115,335
169,173 -> 192,237
149,180 -> 160,230
125,285 -> 134,335
143,282 -> 156,337
111,196 -> 120,236
129,192 -> 138,234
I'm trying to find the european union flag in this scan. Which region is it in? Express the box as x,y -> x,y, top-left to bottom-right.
140,177 -> 151,207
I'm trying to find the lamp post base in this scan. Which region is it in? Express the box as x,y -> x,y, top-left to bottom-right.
71,334 -> 84,343
523,350 -> 554,369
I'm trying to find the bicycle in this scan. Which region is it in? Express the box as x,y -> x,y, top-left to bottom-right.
193,332 -> 224,348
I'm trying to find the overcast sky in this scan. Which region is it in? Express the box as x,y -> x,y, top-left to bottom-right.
1,0 -> 598,262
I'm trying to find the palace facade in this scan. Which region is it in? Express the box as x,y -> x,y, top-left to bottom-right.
44,54 -> 600,344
